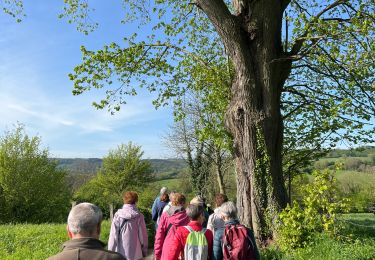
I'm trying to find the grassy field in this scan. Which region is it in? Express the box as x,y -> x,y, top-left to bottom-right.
152,178 -> 183,191
0,214 -> 374,259
0,221 -> 111,260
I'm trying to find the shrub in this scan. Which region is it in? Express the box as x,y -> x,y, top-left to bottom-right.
0,125 -> 70,223
277,169 -> 349,250
343,158 -> 362,171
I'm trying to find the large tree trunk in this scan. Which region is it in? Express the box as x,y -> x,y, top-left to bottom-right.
197,0 -> 291,241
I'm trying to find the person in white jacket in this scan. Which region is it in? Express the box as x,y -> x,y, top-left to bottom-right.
207,193 -> 228,236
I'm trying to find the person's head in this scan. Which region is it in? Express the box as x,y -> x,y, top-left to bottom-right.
219,201 -> 237,221
160,193 -> 169,203
171,193 -> 186,207
67,202 -> 103,239
215,193 -> 228,207
123,191 -> 138,205
190,195 -> 204,206
169,190 -> 176,202
186,204 -> 205,224
160,187 -> 168,196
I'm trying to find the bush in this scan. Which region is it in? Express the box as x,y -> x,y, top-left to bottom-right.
0,125 -> 70,223
314,160 -> 334,170
277,169 -> 349,250
343,158 -> 362,171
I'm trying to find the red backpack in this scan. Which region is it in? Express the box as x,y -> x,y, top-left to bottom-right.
222,224 -> 256,260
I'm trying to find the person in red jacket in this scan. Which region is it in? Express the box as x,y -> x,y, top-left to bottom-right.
154,193 -> 189,260
167,204 -> 213,260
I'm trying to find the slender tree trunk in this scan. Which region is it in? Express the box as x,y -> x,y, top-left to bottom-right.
197,0 -> 291,241
215,149 -> 226,194
109,203 -> 114,222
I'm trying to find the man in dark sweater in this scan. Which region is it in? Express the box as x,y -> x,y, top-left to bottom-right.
47,203 -> 124,260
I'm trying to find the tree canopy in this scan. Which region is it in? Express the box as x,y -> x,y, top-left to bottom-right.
74,142 -> 153,209
0,125 -> 70,223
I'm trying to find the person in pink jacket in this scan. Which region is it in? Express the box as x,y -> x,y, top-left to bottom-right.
108,191 -> 148,260
154,193 -> 189,260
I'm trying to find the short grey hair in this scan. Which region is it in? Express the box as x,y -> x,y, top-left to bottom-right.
220,201 -> 237,220
186,204 -> 204,220
68,203 -> 103,235
160,187 -> 168,195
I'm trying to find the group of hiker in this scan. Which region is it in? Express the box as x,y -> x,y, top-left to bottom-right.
48,187 -> 260,260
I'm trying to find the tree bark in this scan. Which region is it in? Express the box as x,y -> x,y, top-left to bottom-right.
197,0 -> 290,241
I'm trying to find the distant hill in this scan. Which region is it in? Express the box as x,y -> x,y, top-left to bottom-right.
56,158 -> 102,174
325,146 -> 375,158
53,158 -> 188,177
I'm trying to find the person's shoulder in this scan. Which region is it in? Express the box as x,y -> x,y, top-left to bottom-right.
204,228 -> 213,238
159,211 -> 168,221
46,250 -> 75,260
176,225 -> 189,233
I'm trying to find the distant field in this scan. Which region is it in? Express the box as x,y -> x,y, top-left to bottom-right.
152,178 -> 183,190
336,170 -> 375,184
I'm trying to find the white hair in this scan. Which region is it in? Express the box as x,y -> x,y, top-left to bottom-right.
67,203 -> 102,235
220,201 -> 237,220
160,187 -> 168,195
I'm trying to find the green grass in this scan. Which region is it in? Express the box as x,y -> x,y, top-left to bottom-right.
0,221 -> 111,260
262,213 -> 375,260
1,214 -> 374,259
336,170 -> 375,184
152,178 -> 183,190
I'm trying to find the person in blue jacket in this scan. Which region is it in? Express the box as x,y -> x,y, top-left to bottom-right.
151,187 -> 168,228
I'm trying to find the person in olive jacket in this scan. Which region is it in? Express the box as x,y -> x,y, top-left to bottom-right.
47,202 -> 124,260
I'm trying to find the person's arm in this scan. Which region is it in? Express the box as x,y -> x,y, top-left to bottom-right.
206,229 -> 214,260
151,197 -> 159,221
212,228 -> 223,260
138,214 -> 148,257
166,227 -> 183,260
154,214 -> 167,260
207,214 -> 214,232
107,216 -> 118,251
248,229 -> 260,260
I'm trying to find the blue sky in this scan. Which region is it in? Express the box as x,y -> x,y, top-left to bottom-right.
0,1 -> 174,158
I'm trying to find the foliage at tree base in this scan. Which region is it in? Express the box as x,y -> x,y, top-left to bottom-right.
277,169 -> 349,250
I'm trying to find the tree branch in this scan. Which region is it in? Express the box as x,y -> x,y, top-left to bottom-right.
289,0 -> 348,56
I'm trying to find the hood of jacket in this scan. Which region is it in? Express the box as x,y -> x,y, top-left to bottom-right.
115,204 -> 140,220
167,208 -> 189,225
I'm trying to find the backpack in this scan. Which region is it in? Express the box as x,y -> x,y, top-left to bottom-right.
222,224 -> 256,260
183,226 -> 208,260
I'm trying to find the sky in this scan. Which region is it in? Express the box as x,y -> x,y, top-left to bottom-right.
0,1 -> 175,158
